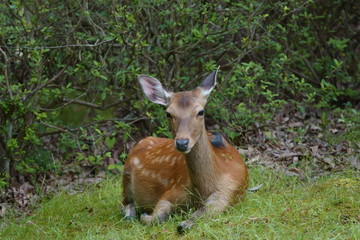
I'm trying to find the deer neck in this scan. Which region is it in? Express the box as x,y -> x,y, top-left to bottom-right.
184,127 -> 218,199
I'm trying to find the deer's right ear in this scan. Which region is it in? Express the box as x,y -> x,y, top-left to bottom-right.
138,75 -> 172,106
199,66 -> 219,99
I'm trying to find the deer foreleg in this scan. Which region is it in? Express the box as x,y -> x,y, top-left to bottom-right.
123,202 -> 136,220
122,170 -> 137,220
140,200 -> 173,225
177,192 -> 229,234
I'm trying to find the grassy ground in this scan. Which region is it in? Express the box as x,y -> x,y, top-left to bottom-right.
0,166 -> 359,240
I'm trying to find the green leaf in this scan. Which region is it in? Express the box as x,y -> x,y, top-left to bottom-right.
105,136 -> 116,149
107,164 -> 116,170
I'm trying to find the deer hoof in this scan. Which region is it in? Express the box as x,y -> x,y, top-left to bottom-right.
123,215 -> 136,221
140,213 -> 154,225
177,220 -> 192,234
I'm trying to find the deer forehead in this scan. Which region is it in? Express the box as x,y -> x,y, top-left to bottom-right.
168,89 -> 206,113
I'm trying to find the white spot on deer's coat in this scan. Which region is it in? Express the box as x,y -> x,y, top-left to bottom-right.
162,155 -> 168,162
170,158 -> 176,166
140,169 -> 150,178
157,155 -> 166,163
176,178 -> 182,185
139,168 -> 168,187
133,157 -> 140,166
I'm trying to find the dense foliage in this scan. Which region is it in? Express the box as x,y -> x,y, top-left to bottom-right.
0,0 -> 359,184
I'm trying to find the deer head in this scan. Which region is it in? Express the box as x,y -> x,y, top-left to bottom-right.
138,68 -> 219,153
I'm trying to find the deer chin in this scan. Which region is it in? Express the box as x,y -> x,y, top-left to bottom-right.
175,147 -> 192,154
183,141 -> 196,154
183,148 -> 192,154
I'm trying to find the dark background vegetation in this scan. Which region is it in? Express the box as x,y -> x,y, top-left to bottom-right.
0,0 -> 359,212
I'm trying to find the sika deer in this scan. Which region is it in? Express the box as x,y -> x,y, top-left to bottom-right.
122,68 -> 248,233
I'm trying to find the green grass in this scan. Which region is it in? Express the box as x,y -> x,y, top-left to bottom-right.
1,167 -> 359,240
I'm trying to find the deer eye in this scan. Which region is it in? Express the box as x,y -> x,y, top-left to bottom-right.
197,110 -> 205,116
166,112 -> 172,118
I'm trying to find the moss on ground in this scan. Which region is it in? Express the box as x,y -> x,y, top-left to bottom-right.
1,167 -> 359,240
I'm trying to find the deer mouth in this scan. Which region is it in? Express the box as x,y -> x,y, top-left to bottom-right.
174,139 -> 192,154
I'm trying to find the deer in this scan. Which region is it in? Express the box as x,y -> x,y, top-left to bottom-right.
122,68 -> 249,233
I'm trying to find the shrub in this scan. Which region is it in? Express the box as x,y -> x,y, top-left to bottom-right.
0,0 -> 359,183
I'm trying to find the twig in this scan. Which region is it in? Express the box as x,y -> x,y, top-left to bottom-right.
61,98 -> 126,110
62,98 -> 104,110
2,39 -> 113,50
301,55 -> 320,83
38,117 -> 150,137
25,66 -> 67,100
288,68 -> 313,83
39,121 -> 77,138
289,50 -> 320,83
273,152 -> 303,160
40,93 -> 86,111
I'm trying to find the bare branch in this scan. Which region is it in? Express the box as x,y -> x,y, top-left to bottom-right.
62,98 -> 104,110
61,98 -> 128,110
39,121 -> 77,138
25,66 -> 67,100
39,93 -> 86,112
289,50 -> 320,83
38,117 -> 149,137
0,47 -> 12,99
2,39 -> 113,50
40,121 -> 71,133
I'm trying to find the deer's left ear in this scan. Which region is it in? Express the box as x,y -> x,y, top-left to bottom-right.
138,75 -> 172,106
199,66 -> 220,98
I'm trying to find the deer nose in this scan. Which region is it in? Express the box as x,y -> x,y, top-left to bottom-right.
175,139 -> 189,152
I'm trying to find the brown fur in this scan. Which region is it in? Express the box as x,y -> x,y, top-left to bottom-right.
122,79 -> 249,232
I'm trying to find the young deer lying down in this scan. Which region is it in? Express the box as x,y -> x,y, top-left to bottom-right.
122,69 -> 249,233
